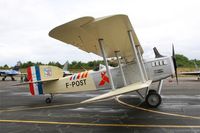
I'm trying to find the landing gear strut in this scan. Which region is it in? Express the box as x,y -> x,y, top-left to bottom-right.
45,93 -> 53,104
2,76 -> 6,81
197,76 -> 200,80
11,76 -> 15,81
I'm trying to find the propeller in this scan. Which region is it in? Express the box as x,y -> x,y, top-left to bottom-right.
172,44 -> 178,84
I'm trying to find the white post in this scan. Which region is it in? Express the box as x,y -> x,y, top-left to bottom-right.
136,46 -> 148,80
128,30 -> 145,83
115,51 -> 127,86
98,39 -> 115,90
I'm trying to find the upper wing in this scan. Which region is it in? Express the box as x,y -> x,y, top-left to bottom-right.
81,80 -> 152,103
180,71 -> 200,75
0,70 -> 6,74
49,14 -> 143,62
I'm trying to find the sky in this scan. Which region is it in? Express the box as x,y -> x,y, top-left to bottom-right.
0,0 -> 200,66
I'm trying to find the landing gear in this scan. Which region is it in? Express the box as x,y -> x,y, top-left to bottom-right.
144,80 -> 163,108
45,93 -> 53,104
11,76 -> 15,81
45,98 -> 52,104
145,90 -> 162,108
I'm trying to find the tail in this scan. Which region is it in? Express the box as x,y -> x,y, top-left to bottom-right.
63,61 -> 72,77
63,61 -> 69,71
27,65 -> 63,95
12,61 -> 21,71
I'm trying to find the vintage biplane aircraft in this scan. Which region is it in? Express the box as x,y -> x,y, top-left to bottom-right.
19,15 -> 178,108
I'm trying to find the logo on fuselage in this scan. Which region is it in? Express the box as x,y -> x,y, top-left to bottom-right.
99,71 -> 110,86
43,67 -> 52,77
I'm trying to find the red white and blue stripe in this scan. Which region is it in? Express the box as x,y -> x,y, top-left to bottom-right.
27,66 -> 43,95
69,71 -> 88,81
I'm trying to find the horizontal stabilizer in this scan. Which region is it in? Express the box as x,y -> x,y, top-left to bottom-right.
81,80 -> 152,103
13,78 -> 59,86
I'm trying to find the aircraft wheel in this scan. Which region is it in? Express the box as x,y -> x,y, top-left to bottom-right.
145,92 -> 161,108
45,98 -> 52,104
148,89 -> 157,94
2,78 -> 5,81
11,77 -> 15,81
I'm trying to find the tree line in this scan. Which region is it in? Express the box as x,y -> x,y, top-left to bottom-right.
0,54 -> 199,69
176,54 -> 200,68
0,60 -> 104,70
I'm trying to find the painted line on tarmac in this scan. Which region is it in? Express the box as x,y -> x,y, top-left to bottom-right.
0,102 -> 82,113
116,95 -> 200,120
0,97 -> 114,113
0,119 -> 200,128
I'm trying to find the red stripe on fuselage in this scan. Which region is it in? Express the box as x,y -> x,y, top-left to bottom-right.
27,67 -> 34,95
84,72 -> 88,78
77,73 -> 81,79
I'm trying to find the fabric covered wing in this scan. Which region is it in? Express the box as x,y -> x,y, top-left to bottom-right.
49,15 -> 143,62
81,80 -> 152,103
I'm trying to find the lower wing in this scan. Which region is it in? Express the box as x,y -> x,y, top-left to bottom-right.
81,80 -> 152,103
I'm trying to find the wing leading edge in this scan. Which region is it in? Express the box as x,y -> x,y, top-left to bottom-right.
81,80 -> 152,103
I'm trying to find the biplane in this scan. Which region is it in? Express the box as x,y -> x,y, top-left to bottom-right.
20,15 -> 178,108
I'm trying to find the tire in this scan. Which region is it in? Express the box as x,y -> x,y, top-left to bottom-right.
45,98 -> 52,104
11,77 -> 15,81
148,89 -> 157,94
145,92 -> 162,108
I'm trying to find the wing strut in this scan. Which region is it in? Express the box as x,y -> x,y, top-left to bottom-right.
98,39 -> 115,90
115,51 -> 127,86
128,30 -> 146,83
137,46 -> 148,80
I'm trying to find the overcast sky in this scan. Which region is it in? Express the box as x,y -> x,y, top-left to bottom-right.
0,0 -> 200,66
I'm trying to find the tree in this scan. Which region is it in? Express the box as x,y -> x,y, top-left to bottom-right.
175,54 -> 193,67
3,64 -> 9,69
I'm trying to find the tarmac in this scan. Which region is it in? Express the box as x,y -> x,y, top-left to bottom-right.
0,77 -> 200,133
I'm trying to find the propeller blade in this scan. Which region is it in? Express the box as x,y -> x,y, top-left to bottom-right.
172,44 -> 178,84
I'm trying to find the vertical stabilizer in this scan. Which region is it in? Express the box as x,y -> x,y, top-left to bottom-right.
27,65 -> 63,95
